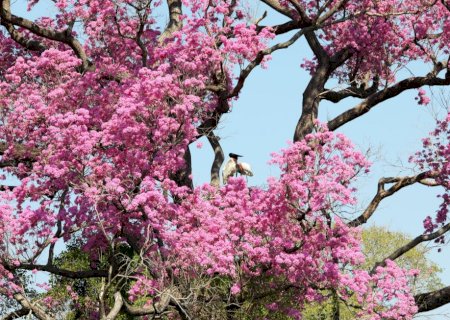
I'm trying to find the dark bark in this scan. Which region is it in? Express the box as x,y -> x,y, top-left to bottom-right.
294,63 -> 331,141
328,75 -> 450,131
371,222 -> 450,274
415,285 -> 450,312
1,308 -> 28,320
349,171 -> 438,227
12,263 -> 108,279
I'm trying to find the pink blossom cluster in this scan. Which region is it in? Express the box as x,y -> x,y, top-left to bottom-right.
341,260 -> 418,319
290,1 -> 450,84
162,128 -> 414,317
416,88 -> 431,106
412,113 -> 450,234
0,0 -> 427,318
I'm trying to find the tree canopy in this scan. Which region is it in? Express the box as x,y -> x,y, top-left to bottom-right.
0,0 -> 450,319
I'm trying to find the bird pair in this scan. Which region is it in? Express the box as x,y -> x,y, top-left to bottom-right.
222,153 -> 253,184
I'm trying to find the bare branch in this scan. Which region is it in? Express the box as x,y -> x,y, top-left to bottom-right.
0,288 -> 54,320
328,74 -> 450,131
103,292 -> 124,320
371,222 -> 450,273
305,31 -> 329,63
317,0 -> 348,24
348,171 -> 439,227
286,0 -> 311,23
260,0 -> 297,19
229,28 -> 306,98
48,191 -> 67,266
294,63 -> 332,141
257,19 -> 305,35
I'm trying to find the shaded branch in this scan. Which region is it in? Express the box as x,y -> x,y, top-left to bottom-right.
48,191 -> 67,266
415,285 -> 450,312
257,19 -> 307,36
170,147 -> 193,190
294,63 -> 332,141
442,0 -> 450,11
0,142 -> 40,168
1,308 -> 29,320
0,19 -> 46,52
15,263 -> 108,279
321,78 -> 379,103
348,171 -> 438,227
122,290 -> 171,315
286,0 -> 311,23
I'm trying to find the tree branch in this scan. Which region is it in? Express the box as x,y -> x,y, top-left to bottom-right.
371,222 -> 450,273
321,82 -> 379,103
294,63 -> 332,141
415,285 -> 450,312
103,292 -> 124,320
286,0 -> 311,23
1,308 -> 29,320
0,142 -> 40,169
0,288 -> 54,320
328,74 -> 450,131
348,171 -> 438,227
229,28 -> 306,98
305,31 -> 329,63
15,263 -> 108,279
0,0 -> 90,72
317,0 -> 348,24
260,0 -> 297,20
122,290 -> 172,315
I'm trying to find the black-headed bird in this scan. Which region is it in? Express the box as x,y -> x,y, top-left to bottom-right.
222,153 -> 253,184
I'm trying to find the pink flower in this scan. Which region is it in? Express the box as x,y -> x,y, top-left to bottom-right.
230,283 -> 241,295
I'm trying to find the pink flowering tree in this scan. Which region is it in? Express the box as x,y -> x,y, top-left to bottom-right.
0,0 -> 450,319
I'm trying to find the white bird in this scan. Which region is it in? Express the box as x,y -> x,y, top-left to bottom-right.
222,153 -> 253,184
237,162 -> 253,177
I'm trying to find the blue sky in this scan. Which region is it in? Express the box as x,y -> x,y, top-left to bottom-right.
9,0 -> 450,318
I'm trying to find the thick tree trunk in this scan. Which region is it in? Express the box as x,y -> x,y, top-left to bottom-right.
294,64 -> 330,142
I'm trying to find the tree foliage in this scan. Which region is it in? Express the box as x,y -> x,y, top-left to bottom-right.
0,0 -> 449,319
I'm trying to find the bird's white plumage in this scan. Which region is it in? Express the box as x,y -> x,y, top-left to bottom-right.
222,158 -> 237,184
237,162 -> 253,177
